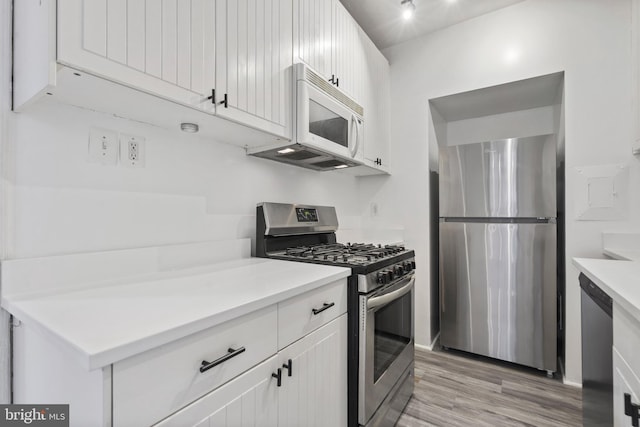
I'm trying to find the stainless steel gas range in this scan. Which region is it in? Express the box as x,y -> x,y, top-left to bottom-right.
256,202 -> 415,427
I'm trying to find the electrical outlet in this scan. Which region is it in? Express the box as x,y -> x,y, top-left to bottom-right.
88,128 -> 118,165
120,134 -> 145,168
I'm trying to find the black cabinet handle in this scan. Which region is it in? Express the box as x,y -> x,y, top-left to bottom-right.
312,302 -> 335,315
200,347 -> 245,373
329,74 -> 336,85
625,393 -> 640,427
272,368 -> 282,387
282,359 -> 293,377
335,77 -> 339,87
219,93 -> 228,108
206,88 -> 216,104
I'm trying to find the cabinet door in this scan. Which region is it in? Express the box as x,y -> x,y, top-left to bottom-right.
58,0 -> 216,113
294,0 -> 334,81
215,0 -> 292,138
332,2 -> 363,102
613,348 -> 640,427
278,314 -> 348,427
360,30 -> 390,171
155,356 -> 280,427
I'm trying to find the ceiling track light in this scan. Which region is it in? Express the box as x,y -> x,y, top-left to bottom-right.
401,0 -> 416,20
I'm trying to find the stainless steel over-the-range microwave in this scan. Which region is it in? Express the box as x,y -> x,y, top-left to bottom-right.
248,63 -> 364,171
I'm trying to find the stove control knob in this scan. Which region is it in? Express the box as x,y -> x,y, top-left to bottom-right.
394,265 -> 404,276
386,270 -> 395,281
377,271 -> 389,284
404,261 -> 413,273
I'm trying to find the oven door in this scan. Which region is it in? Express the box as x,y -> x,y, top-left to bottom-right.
296,80 -> 363,161
358,274 -> 415,425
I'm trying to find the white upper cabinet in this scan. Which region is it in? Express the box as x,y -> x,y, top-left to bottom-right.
14,0 -> 291,146
215,0 -> 292,138
58,0 -> 217,113
295,0 -> 333,82
294,0 -> 389,175
294,0 -> 364,103
14,0 -> 389,173
333,2 -> 364,103
359,31 -> 391,173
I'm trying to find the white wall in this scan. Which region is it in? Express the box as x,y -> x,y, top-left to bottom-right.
445,106 -> 557,146
4,101 -> 364,259
369,0 -> 640,383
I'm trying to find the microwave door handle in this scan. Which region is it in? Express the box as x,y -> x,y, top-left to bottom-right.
367,276 -> 415,310
349,115 -> 359,158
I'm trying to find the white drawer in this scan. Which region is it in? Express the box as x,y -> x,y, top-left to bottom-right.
278,278 -> 347,349
113,305 -> 278,427
613,302 -> 640,377
154,355 -> 281,427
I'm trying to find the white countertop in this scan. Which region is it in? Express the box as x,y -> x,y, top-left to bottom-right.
572,257 -> 640,322
603,248 -> 640,262
2,257 -> 350,371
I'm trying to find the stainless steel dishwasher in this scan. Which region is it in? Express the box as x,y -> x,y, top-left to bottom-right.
580,273 -> 613,427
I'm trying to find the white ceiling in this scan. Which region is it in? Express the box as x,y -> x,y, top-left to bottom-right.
339,0 -> 526,50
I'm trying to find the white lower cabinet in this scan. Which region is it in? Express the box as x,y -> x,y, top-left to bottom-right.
613,303 -> 640,426
113,306 -> 279,427
157,314 -> 348,427
613,348 -> 640,427
278,314 -> 348,427
11,278 -> 348,427
155,355 -> 280,427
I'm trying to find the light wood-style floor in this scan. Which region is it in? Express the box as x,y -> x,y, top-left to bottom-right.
397,348 -> 582,427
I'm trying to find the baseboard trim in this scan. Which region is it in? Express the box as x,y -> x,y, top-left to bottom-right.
557,357 -> 582,388
416,333 -> 440,352
562,378 -> 582,388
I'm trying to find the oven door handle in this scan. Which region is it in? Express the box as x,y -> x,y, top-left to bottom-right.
367,276 -> 415,310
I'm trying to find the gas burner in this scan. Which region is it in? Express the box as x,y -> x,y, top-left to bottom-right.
275,242 -> 408,267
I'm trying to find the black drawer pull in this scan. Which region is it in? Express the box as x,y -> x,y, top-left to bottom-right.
312,302 -> 335,315
625,393 -> 640,427
282,358 -> 293,377
200,347 -> 245,373
272,368 -> 282,387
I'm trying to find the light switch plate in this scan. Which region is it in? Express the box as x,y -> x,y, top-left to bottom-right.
574,164 -> 628,220
88,128 -> 118,165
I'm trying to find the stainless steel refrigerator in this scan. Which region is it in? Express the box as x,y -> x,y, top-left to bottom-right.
439,135 -> 557,373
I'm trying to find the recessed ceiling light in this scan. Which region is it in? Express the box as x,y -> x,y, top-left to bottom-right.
180,123 -> 199,133
277,148 -> 296,154
401,0 -> 416,20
